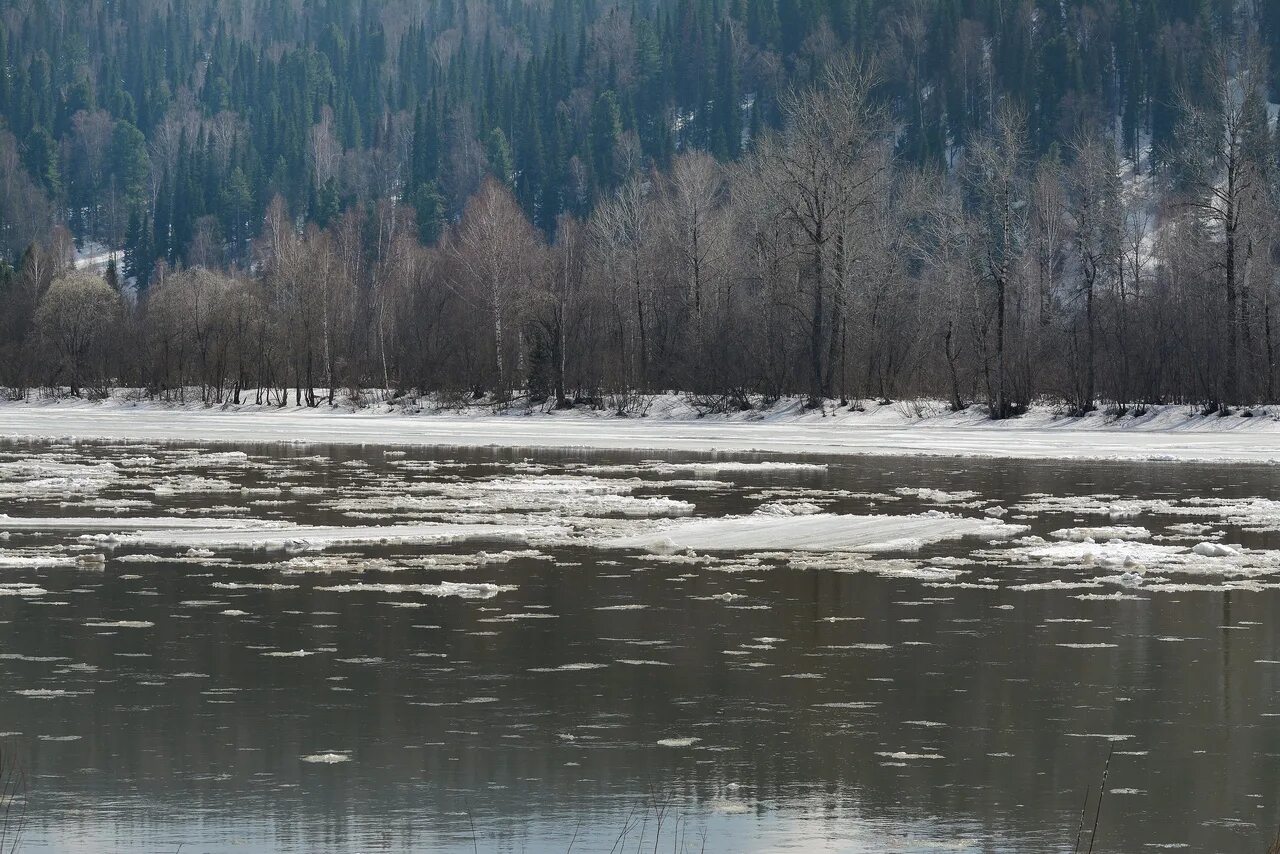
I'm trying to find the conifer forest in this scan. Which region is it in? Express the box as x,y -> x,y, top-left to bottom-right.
1,1 -> 1279,415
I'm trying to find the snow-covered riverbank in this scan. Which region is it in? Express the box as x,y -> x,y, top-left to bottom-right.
2,394 -> 1280,463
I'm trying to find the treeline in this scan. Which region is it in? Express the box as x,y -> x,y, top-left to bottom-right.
5,44 -> 1280,416
0,0 -> 1273,269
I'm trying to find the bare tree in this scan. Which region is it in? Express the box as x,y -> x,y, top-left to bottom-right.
1066,132 -> 1121,413
748,60 -> 891,407
1176,51 -> 1268,407
590,176 -> 656,393
36,270 -> 121,396
449,178 -> 542,397
966,106 -> 1030,418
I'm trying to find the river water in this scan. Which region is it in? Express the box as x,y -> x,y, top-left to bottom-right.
0,439 -> 1277,853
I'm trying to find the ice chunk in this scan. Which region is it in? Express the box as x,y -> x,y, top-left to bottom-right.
1192,541 -> 1236,557
607,513 -> 1027,554
1050,526 -> 1150,542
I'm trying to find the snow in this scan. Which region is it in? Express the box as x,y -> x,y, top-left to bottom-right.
4,396 -> 1280,463
72,241 -> 121,273
606,513 -> 1027,554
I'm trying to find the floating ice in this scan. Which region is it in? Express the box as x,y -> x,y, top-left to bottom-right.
893,488 -> 982,504
300,752 -> 351,764
875,751 -> 943,760
326,474 -> 697,519
0,515 -> 561,552
754,501 -> 822,516
1192,542 -> 1236,557
1050,526 -> 1151,542
263,650 -> 318,658
0,459 -> 119,498
0,552 -> 80,569
15,689 -> 88,698
606,513 -> 1027,554
318,581 -> 514,599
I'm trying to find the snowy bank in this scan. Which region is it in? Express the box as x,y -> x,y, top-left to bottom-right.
1,394 -> 1280,464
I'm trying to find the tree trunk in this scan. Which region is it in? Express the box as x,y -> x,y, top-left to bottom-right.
993,265 -> 1007,419
1225,175 -> 1239,408
1084,260 -> 1096,412
944,321 -> 963,411
808,231 -> 825,408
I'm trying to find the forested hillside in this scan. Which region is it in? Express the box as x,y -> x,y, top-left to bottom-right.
2,0 -> 1279,415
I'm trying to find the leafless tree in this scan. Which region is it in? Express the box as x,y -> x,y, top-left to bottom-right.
35,270 -> 121,396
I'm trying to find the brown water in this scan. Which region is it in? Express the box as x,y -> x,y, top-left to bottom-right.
0,439 -> 1277,853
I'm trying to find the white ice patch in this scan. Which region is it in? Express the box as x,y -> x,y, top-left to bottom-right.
528,662 -> 608,673
163,451 -> 253,468
325,475 -> 696,519
0,551 -> 81,569
584,461 -> 826,476
1016,494 -> 1280,533
15,689 -> 89,699
0,459 -> 119,498
0,515 -> 561,552
263,650 -> 318,658
606,513 -> 1027,554
1049,526 -> 1151,542
754,501 -> 823,516
985,537 -> 1280,584
893,488 -> 982,504
300,752 -> 351,764
0,583 -> 47,596
876,751 -> 943,760
317,581 -> 515,599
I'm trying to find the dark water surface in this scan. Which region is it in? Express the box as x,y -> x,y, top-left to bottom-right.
0,439 -> 1277,853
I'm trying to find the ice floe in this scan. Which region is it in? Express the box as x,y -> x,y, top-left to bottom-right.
606,513 -> 1027,554
317,581 -> 515,599
0,515 -> 563,552
300,752 -> 352,764
1049,526 -> 1151,542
